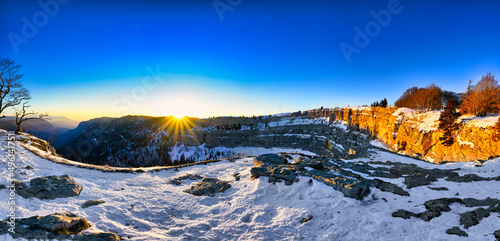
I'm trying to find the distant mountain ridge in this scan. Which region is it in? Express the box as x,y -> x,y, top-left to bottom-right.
54,114 -> 366,167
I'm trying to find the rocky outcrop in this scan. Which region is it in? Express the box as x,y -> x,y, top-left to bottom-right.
0,212 -> 120,240
249,154 -> 411,200
204,123 -> 368,158
321,107 -> 500,163
393,197 -> 500,234
15,175 -> 82,200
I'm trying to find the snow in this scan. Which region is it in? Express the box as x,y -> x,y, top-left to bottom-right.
413,111 -> 441,132
262,117 -> 330,129
370,139 -> 389,150
392,108 -> 499,131
460,114 -> 499,128
2,130 -> 500,240
392,108 -> 416,117
456,135 -> 475,149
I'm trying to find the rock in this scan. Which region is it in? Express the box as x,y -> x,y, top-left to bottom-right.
302,169 -> 370,200
371,171 -> 400,179
460,208 -> 490,228
294,156 -> 323,170
462,197 -> 500,207
250,166 -> 269,179
300,216 -> 313,224
167,174 -> 203,185
392,210 -> 417,219
6,212 -> 91,240
25,165 -> 34,170
74,232 -> 122,241
233,172 -> 241,181
405,173 -> 430,189
253,154 -> 287,167
427,186 -> 449,191
446,227 -> 468,237
250,164 -> 297,183
184,177 -> 231,196
374,179 -> 410,196
267,166 -> 297,182
494,230 -> 500,240
418,211 -> 441,221
424,198 -> 462,212
446,173 -> 489,182
15,175 -> 82,200
82,199 -> 105,208
0,184 -> 5,190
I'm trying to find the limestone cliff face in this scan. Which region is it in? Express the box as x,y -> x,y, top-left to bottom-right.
307,107 -> 500,163
203,124 -> 369,157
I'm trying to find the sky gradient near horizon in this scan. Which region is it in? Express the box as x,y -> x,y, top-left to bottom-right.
1,0 -> 499,121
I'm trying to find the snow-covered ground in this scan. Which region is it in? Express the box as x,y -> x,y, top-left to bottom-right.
1,131 -> 500,240
392,108 -> 500,131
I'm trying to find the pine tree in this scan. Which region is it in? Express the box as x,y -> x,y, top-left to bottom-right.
438,99 -> 461,146
381,98 -> 388,107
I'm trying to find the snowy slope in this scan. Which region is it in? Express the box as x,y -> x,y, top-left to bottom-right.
1,131 -> 500,240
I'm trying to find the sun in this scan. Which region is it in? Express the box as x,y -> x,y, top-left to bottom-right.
172,115 -> 185,120
172,114 -> 186,120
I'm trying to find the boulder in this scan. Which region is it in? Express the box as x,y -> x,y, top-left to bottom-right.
15,175 -> 82,200
446,227 -> 468,237
302,169 -> 370,200
184,177 -> 231,196
446,173 -> 490,182
424,198 -> 462,212
82,199 -> 105,208
418,211 -> 441,222
494,230 -> 500,240
294,156 -> 323,170
460,207 -> 490,228
3,212 -> 91,240
427,186 -> 449,191
167,174 -> 203,185
253,154 -> 287,167
392,210 -> 417,219
404,173 -> 430,189
373,179 -> 410,196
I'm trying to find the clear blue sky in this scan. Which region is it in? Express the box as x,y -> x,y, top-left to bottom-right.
1,0 -> 499,121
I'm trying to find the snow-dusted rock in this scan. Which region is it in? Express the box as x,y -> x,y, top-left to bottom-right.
82,199 -> 105,209
183,177 -> 231,196
15,174 -> 82,200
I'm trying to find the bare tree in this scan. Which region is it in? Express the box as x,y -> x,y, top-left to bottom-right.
460,73 -> 499,116
0,57 -> 31,118
14,102 -> 48,134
